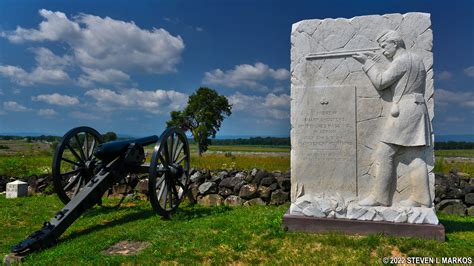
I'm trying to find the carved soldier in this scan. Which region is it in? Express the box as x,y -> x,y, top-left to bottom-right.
353,30 -> 432,207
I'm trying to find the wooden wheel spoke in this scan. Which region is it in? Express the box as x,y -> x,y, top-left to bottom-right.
61,168 -> 82,177
172,184 -> 179,204
66,143 -> 83,163
162,182 -> 168,207
173,142 -> 184,162
158,154 -> 167,168
169,134 -> 175,163
162,140 -> 170,164
64,174 -> 81,191
168,176 -> 179,200
74,134 -> 87,161
167,179 -> 174,208
73,174 -> 83,195
88,138 -> 96,158
62,157 -> 83,167
175,155 -> 188,165
84,133 -> 89,160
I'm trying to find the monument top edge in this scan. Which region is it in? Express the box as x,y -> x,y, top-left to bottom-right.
291,12 -> 430,33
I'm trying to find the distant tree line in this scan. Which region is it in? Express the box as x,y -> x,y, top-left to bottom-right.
0,135 -> 61,142
209,137 -> 291,146
434,141 -> 474,150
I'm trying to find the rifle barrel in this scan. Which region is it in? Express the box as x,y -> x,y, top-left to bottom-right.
306,47 -> 381,60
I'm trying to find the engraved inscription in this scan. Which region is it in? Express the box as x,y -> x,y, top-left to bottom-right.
291,86 -> 357,197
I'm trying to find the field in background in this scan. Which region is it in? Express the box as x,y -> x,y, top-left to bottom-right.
0,140 -> 472,176
0,195 -> 472,264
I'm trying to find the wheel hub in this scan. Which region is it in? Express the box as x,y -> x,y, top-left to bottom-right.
168,164 -> 184,179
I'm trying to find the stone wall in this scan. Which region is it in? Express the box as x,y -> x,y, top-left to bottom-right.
435,172 -> 474,216
1,170 -> 473,216
187,168 -> 291,206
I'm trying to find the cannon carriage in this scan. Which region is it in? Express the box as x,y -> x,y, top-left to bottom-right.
11,126 -> 192,255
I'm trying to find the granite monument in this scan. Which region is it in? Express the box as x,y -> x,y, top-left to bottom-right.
286,13 -> 443,239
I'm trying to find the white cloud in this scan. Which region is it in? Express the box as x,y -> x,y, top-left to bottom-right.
437,89 -> 474,108
3,101 -> 32,112
32,93 -> 79,106
0,65 -> 70,86
437,70 -> 453,81
31,47 -> 72,69
464,66 -> 474,77
38,108 -> 57,116
3,9 -> 185,74
77,67 -> 130,87
85,88 -> 188,114
203,62 -> 290,91
228,92 -> 290,120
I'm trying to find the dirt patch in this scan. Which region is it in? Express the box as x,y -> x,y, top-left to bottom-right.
390,245 -> 406,258
103,240 -> 150,256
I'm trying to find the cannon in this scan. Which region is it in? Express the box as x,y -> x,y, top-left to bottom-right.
10,126 -> 191,255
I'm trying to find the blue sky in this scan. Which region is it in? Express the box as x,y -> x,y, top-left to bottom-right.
0,0 -> 473,137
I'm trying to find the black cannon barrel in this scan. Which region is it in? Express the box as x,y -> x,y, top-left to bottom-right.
95,135 -> 158,162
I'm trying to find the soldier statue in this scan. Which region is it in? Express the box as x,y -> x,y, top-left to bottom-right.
352,30 -> 432,207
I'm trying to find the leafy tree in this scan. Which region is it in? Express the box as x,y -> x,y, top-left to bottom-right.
103,132 -> 117,142
167,87 -> 232,156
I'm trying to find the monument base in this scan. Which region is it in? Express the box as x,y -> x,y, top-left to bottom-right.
282,210 -> 445,241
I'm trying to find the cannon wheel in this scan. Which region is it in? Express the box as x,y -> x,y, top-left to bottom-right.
148,127 -> 190,217
52,126 -> 104,204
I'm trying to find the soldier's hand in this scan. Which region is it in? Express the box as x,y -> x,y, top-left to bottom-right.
352,53 -> 367,64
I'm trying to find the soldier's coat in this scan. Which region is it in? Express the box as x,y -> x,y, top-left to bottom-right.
363,50 -> 431,147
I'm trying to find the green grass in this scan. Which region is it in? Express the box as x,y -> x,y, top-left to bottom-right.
434,157 -> 474,176
191,153 -> 289,172
435,149 -> 474,158
0,195 -> 472,264
200,144 -> 290,153
0,156 -> 52,177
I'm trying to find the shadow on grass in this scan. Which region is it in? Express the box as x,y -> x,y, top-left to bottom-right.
440,217 -> 474,234
173,204 -> 232,221
58,204 -> 232,244
60,209 -> 157,244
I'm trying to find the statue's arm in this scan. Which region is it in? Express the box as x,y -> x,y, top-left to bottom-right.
362,59 -> 406,90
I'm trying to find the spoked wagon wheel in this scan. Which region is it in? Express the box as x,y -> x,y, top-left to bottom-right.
148,127 -> 190,217
52,126 -> 104,204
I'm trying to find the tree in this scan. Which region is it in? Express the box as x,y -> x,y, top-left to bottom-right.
167,87 -> 232,156
103,132 -> 117,142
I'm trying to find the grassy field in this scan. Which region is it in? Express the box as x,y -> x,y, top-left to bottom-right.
0,140 -> 472,176
435,149 -> 474,158
0,195 -> 472,265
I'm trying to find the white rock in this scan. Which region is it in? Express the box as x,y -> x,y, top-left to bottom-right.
422,208 -> 439,224
6,180 -> 28,199
302,203 -> 326,218
381,208 -> 400,222
290,203 -> 303,215
346,205 -> 367,220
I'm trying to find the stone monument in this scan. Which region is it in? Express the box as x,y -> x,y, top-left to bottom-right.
283,13 -> 444,240
6,180 -> 28,199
